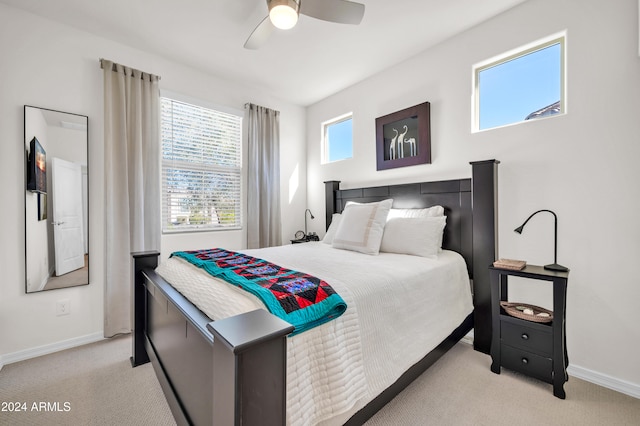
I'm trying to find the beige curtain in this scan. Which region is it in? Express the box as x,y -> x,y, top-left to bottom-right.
246,103 -> 282,248
102,59 -> 161,337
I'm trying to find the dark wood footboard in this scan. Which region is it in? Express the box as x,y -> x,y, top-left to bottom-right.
131,251 -> 293,425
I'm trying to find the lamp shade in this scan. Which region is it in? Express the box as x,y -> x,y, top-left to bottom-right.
269,0 -> 300,30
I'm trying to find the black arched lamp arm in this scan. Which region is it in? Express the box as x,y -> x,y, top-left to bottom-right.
514,209 -> 569,272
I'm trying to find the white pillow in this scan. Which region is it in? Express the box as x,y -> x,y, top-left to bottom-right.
332,199 -> 393,255
322,213 -> 342,244
380,216 -> 446,258
387,205 -> 444,220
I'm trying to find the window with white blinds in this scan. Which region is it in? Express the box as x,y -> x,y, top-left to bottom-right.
161,97 -> 242,233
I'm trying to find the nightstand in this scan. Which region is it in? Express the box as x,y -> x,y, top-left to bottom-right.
489,264 -> 569,399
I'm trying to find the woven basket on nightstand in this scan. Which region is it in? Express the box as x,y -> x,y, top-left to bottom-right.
500,301 -> 553,323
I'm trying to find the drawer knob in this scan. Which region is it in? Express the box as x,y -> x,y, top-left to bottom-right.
521,333 -> 529,340
521,357 -> 529,365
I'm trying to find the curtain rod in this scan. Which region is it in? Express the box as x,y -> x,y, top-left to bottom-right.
99,58 -> 161,80
244,103 -> 279,112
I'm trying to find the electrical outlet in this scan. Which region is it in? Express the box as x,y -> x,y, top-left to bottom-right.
56,299 -> 70,316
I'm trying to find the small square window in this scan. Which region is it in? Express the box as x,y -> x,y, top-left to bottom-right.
322,114 -> 353,163
473,33 -> 566,132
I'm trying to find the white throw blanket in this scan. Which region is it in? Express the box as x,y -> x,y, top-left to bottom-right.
156,242 -> 473,425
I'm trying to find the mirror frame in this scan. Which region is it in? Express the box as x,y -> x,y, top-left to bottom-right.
24,105 -> 89,293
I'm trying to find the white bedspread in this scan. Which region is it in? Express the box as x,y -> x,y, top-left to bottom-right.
155,242 -> 473,426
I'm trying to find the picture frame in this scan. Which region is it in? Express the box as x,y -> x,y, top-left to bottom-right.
27,136 -> 47,193
375,102 -> 431,170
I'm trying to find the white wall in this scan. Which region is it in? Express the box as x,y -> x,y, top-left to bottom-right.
307,0 -> 640,394
47,126 -> 87,167
24,108 -> 49,293
3,0 -> 639,398
0,4 -> 306,361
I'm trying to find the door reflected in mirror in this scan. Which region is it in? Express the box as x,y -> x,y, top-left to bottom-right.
24,106 -> 89,293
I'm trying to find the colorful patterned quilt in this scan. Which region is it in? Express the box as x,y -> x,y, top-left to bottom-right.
171,248 -> 347,335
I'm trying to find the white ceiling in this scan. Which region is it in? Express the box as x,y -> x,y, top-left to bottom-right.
1,0 -> 527,106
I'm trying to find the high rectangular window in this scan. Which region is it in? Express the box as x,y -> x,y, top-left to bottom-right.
161,97 -> 242,233
473,33 -> 565,132
322,113 -> 353,163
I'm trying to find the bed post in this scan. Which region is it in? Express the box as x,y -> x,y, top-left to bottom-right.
207,310 -> 294,425
470,160 -> 499,354
324,180 -> 341,230
131,251 -> 159,367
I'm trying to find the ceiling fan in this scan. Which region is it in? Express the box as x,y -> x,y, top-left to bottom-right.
244,0 -> 365,49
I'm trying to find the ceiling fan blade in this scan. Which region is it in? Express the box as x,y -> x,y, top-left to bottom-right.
300,0 -> 365,25
244,15 -> 274,50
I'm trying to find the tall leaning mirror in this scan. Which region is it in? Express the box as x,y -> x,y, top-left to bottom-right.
24,105 -> 89,293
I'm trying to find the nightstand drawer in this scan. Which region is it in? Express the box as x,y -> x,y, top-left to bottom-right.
501,344 -> 552,383
501,319 -> 552,357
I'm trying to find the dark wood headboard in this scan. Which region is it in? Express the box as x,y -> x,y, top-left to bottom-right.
324,160 -> 499,353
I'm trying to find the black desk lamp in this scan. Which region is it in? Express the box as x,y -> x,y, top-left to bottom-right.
514,209 -> 569,272
304,209 -> 314,236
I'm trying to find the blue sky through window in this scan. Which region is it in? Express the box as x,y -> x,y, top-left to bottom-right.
326,117 -> 352,162
478,42 -> 562,130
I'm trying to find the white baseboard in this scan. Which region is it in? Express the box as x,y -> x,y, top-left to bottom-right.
568,364 -> 640,399
0,332 -> 104,371
463,331 -> 639,399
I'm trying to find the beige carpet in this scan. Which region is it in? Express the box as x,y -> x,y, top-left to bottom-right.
43,255 -> 89,291
1,335 -> 638,425
0,335 -> 174,426
365,343 -> 640,426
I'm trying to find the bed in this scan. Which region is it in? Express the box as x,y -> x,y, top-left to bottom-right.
131,160 -> 499,425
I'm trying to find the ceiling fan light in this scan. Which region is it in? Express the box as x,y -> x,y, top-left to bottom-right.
269,0 -> 299,30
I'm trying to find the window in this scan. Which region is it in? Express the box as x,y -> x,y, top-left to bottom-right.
322,113 -> 353,163
161,97 -> 242,233
473,33 -> 565,132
